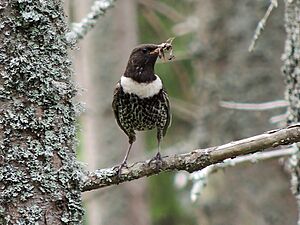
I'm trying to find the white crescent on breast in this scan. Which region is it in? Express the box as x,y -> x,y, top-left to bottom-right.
120,75 -> 162,98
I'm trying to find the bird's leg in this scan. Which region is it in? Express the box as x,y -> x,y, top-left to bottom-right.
117,142 -> 133,176
116,134 -> 136,176
154,139 -> 162,161
148,132 -> 163,169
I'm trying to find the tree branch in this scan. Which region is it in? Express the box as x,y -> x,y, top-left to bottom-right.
65,0 -> 117,43
248,0 -> 278,52
81,124 -> 300,192
189,147 -> 297,202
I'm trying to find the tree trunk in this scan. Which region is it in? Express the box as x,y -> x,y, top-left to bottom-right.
282,0 -> 300,223
283,0 -> 300,124
0,1 -> 83,224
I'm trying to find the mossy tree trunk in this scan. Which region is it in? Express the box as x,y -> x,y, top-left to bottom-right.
282,0 -> 300,223
283,0 -> 300,124
0,1 -> 83,224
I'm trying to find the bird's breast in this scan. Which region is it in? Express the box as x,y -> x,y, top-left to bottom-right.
120,75 -> 162,98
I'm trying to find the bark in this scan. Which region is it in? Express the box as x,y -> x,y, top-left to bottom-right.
282,0 -> 300,223
283,0 -> 300,124
82,125 -> 300,191
0,1 -> 83,224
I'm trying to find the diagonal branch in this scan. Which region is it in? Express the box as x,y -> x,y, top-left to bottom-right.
248,0 -> 278,52
65,0 -> 117,43
82,124 -> 300,192
189,147 -> 297,202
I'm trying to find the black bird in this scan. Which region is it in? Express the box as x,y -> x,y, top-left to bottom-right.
112,44 -> 171,173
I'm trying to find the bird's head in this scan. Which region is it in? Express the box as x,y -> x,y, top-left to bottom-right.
123,41 -> 174,83
129,44 -> 161,67
124,44 -> 162,83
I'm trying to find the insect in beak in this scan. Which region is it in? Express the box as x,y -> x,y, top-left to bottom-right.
150,48 -> 160,55
152,38 -> 175,62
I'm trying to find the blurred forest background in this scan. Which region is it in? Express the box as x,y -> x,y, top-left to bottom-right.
64,0 -> 297,225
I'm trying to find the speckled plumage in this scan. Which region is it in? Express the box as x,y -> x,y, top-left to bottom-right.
112,44 -> 171,172
112,82 -> 170,143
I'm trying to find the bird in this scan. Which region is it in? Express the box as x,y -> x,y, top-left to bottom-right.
112,43 -> 172,174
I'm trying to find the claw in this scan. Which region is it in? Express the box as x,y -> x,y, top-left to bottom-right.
154,152 -> 162,161
148,152 -> 163,170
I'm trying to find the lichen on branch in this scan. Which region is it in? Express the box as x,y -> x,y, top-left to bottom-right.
65,0 -> 117,43
82,125 -> 300,192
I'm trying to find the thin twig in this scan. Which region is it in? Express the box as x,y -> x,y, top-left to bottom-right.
248,0 -> 278,52
81,124 -> 300,192
220,99 -> 288,111
65,0 -> 117,43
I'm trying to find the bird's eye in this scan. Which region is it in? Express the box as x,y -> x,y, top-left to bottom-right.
142,48 -> 148,54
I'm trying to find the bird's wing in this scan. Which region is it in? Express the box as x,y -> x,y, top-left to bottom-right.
162,88 -> 171,137
112,82 -> 130,137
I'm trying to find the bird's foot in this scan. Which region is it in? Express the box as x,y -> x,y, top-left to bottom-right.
148,152 -> 163,170
115,161 -> 128,177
